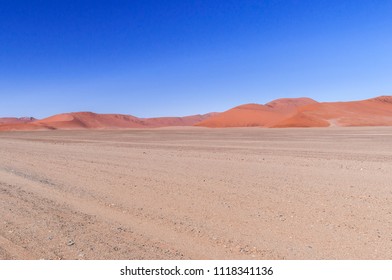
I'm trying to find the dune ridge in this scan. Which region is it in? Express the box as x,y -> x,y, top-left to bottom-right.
196,96 -> 392,128
0,112 -> 216,131
1,96 -> 392,131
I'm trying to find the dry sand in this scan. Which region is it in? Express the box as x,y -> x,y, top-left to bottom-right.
0,127 -> 391,260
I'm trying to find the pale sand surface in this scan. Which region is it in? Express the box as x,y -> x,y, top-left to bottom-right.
0,127 -> 391,259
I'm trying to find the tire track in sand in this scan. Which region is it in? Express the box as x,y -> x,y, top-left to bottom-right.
0,168 -> 234,259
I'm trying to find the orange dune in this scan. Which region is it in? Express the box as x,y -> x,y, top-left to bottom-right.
197,97 -> 317,127
140,113 -> 218,127
34,112 -> 145,129
265,97 -> 318,112
195,103 -> 284,127
197,96 -> 392,128
2,96 -> 392,131
0,112 -> 218,131
273,96 -> 392,127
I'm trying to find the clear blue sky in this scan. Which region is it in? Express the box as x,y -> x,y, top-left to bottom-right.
1,0 -> 391,118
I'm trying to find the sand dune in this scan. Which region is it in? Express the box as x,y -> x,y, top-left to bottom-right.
1,96 -> 392,131
140,113 -> 218,127
35,112 -> 145,129
197,96 -> 392,128
265,97 -> 318,112
195,103 -> 285,127
273,96 -> 392,127
0,112 -> 216,131
196,97 -> 318,127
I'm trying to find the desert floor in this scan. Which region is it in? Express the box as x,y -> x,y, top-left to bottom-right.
0,127 -> 391,260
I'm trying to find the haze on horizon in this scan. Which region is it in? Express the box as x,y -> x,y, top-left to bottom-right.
1,0 -> 392,119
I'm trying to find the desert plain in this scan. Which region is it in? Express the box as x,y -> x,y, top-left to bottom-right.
0,127 -> 391,260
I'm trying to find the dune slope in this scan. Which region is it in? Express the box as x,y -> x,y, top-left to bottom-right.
196,97 -> 318,127
273,96 -> 392,127
0,112 -> 217,131
197,96 -> 392,128
2,96 -> 392,130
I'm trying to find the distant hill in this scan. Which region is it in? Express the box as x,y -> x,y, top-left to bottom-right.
0,117 -> 36,125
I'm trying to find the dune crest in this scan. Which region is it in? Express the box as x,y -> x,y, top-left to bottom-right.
2,95 -> 392,130
0,112 -> 216,131
195,103 -> 283,127
265,97 -> 318,112
197,97 -> 319,127
197,96 -> 392,128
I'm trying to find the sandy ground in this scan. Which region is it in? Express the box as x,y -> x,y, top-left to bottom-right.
0,127 -> 392,260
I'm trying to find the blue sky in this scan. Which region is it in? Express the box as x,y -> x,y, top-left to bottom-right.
1,0 -> 391,118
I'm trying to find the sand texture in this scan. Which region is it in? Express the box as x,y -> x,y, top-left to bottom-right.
0,127 -> 392,259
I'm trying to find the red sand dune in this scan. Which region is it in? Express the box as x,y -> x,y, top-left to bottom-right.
140,113 -> 218,127
195,103 -> 285,127
0,112 -> 217,131
265,97 -> 318,112
196,97 -> 318,127
35,112 -> 145,129
1,96 -> 392,131
197,96 -> 392,128
273,96 -> 392,127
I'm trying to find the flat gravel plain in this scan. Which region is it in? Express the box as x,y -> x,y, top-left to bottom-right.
0,127 -> 392,259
